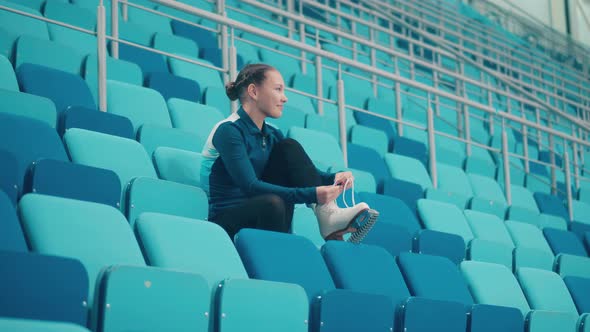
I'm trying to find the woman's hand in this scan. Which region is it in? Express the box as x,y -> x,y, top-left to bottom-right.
316,185 -> 344,205
334,171 -> 354,190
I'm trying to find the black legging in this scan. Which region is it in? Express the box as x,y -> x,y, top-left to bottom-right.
212,138 -> 324,239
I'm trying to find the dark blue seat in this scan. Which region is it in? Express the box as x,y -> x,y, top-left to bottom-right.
570,222 -> 590,241
0,113 -> 69,197
347,143 -> 390,193
59,106 -> 135,139
145,72 -> 201,103
171,21 -> 218,48
393,136 -> 428,167
0,251 -> 88,326
353,111 -> 396,151
469,304 -> 524,332
118,43 -> 168,77
563,276 -> 590,314
0,191 -> 27,252
538,150 -> 563,168
0,149 -> 18,206
24,159 -> 121,209
543,228 -> 588,257
16,63 -> 96,113
358,192 -> 422,235
363,222 -> 412,258
382,177 -> 424,216
533,192 -> 569,221
234,229 -> 395,332
400,297 -> 468,332
413,229 -> 466,264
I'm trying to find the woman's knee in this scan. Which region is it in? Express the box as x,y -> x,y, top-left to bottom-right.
275,138 -> 305,154
256,194 -> 290,231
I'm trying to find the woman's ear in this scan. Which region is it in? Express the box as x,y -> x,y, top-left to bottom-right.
246,83 -> 258,101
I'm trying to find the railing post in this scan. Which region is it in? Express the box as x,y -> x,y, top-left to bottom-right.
97,0 -> 107,112
111,0 -> 119,58
464,105 -> 471,157
229,28 -> 238,114
565,148 -> 574,222
427,93 -> 437,189
336,65 -> 348,167
522,125 -> 530,173
315,54 -> 323,116
502,120 -> 512,205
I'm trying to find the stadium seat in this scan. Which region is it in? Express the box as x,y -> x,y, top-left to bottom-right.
0,190 -> 27,251
19,194 -> 146,305
507,185 -> 540,222
152,147 -> 203,187
533,192 -> 569,221
0,1 -> 49,42
125,177 -> 208,227
17,63 -> 96,113
167,98 -> 224,137
286,91 -> 315,114
357,192 -> 422,235
64,128 -> 158,194
350,125 -> 389,156
382,177 -> 424,214
153,32 -> 198,58
305,113 -> 340,141
168,58 -> 223,91
505,220 -> 553,254
146,72 -> 201,103
106,81 -> 172,135
0,113 -> 69,197
554,254 -> 590,278
398,296 -> 468,332
171,21 -> 218,50
468,173 -> 508,218
516,267 -> 578,314
572,200 -> 590,225
563,276 -> 590,314
202,86 -> 231,116
0,89 -> 57,129
137,124 -> 204,156
0,150 -> 18,206
287,127 -> 345,171
267,106 -> 307,135
0,251 -> 88,325
59,106 -> 135,139
95,265 -> 210,332
417,199 -> 475,245
363,222 -> 413,257
385,153 -> 433,191
427,163 -> 474,209
347,143 -> 390,193
16,36 -> 84,75
469,304 -> 524,332
0,317 -> 91,332
117,43 -> 168,77
84,54 -> 143,105
128,7 -> 172,35
543,228 -> 588,257
413,229 -> 466,264
468,239 -> 513,269
24,159 -> 121,209
0,54 -> 18,91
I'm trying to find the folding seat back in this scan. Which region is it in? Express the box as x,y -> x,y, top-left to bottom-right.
0,190 -> 27,253
554,253 -> 590,278
60,106 -> 134,139
464,210 -> 514,248
353,111 -> 397,151
17,63 -> 96,113
0,150 -> 19,206
572,200 -> 590,225
234,229 -> 336,300
24,159 -> 121,209
363,222 -> 413,257
217,278 -> 309,332
168,58 -> 223,91
563,276 -> 590,314
358,192 -> 421,234
84,54 -> 143,104
95,265 -> 210,332
137,124 -> 204,156
16,36 -> 84,75
0,54 -> 17,91
468,173 -> 508,218
171,21 -> 217,49
152,146 -> 202,185
385,153 -> 433,191
393,134 -> 428,167
350,125 -> 389,157
0,89 -> 57,128
43,0 -> 95,30
533,192 -> 569,221
166,98 -> 224,138
286,91 -> 315,114
505,220 -> 553,253
436,163 -> 474,201
287,127 -> 345,171
0,1 -> 49,40
107,81 -> 172,135
460,261 -> 531,316
469,304 -> 524,332
468,238 -> 514,270
543,228 -> 588,257
399,297 -> 468,332
508,185 -> 540,221
146,72 -> 201,103
516,268 -> 578,314
202,86 -> 230,116
267,106 -> 307,135
18,194 -> 146,305
0,113 -> 68,196
64,128 -> 158,193
126,177 -> 208,227
258,49 -> 302,81
347,143 -> 390,191
153,32 -> 198,58
118,43 -> 168,77
397,252 -> 473,305
321,241 -> 410,307
417,199 -> 474,245
413,229 -> 466,264
0,317 -> 91,332
127,7 -> 172,35
0,251 -> 88,325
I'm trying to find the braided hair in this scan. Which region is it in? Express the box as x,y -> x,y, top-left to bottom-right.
225,63 -> 276,101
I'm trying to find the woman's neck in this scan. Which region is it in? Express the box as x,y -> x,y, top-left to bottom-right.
242,103 -> 265,130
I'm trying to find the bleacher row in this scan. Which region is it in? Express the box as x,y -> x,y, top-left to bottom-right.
1,0 -> 590,331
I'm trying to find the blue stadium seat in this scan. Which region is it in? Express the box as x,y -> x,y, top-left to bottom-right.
0,54 -> 17,91
533,192 -> 569,221
399,296 -> 468,332
357,192 -> 422,235
543,228 -> 588,257
59,106 -> 135,139
382,177 -> 424,214
137,124 -> 204,156
468,173 -> 508,218
563,276 -> 590,314
84,54 -> 143,105
418,199 -> 475,245
0,150 -> 18,206
117,43 -> 168,77
145,72 -> 201,103
363,222 -> 413,257
469,304 -> 524,332
23,159 -> 121,209
413,229 -> 466,264
0,317 -> 91,332
0,251 -> 88,326
0,89 -> 57,128
152,147 -> 202,187
0,190 -> 27,252
0,113 -> 69,197
125,177 -> 208,228
201,86 -> 231,116
171,21 -> 218,49
15,36 -> 85,75
392,135 -> 428,166
17,63 -> 96,113
516,268 -> 578,314
347,143 -> 390,193
570,222 -> 590,240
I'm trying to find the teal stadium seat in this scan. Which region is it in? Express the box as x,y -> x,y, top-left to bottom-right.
0,89 -> 57,128
16,35 -> 85,75
427,163 -> 474,209
0,318 -> 91,332
287,127 -> 345,171
468,173 -> 508,218
516,268 -> 578,314
152,147 -> 203,187
0,54 -> 17,90
137,124 -> 204,156
385,153 -> 433,191
417,199 -> 474,245
84,54 -> 143,105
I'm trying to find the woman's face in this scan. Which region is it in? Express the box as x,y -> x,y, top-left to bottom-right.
252,70 -> 288,119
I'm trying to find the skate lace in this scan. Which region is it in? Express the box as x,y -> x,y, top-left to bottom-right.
339,178 -> 356,208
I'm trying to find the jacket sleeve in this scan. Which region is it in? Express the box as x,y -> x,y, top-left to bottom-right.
213,123 -> 318,204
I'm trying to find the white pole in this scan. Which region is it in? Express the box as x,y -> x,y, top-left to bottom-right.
97,0 -> 107,112
427,93 -> 437,189
111,0 -> 119,58
337,65 -> 348,167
